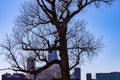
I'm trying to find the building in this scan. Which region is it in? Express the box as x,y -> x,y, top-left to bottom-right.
2,73 -> 12,80
86,73 -> 92,80
48,44 -> 58,62
86,73 -> 96,80
27,56 -> 36,79
27,49 -> 60,80
27,57 -> 35,71
2,73 -> 30,80
48,50 -> 58,62
74,67 -> 81,80
71,67 -> 81,80
35,64 -> 61,80
96,72 -> 120,80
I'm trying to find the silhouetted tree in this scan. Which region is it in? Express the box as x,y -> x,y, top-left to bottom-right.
1,0 -> 112,80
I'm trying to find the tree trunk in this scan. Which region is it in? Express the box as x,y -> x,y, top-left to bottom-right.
58,25 -> 70,80
33,74 -> 37,80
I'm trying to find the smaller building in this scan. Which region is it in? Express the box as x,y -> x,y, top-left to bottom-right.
35,64 -> 61,80
2,73 -> 30,80
86,73 -> 92,80
27,56 -> 35,71
71,67 -> 81,80
86,73 -> 96,80
2,73 -> 12,80
96,72 -> 120,80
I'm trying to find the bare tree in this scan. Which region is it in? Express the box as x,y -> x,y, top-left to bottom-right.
1,0 -> 112,80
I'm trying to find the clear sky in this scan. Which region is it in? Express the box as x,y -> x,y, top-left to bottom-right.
0,0 -> 120,80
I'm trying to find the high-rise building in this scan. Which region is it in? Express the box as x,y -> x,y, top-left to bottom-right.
86,73 -> 92,80
48,50 -> 58,62
27,57 -> 36,79
71,67 -> 81,80
27,57 -> 35,71
96,72 -> 120,80
26,50 -> 61,80
35,64 -> 61,80
74,67 -> 81,80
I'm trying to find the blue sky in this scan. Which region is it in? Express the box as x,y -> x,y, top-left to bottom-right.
0,0 -> 120,80
79,1 -> 120,79
0,0 -> 27,79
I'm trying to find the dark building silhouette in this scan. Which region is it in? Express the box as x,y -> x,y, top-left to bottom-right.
96,72 -> 120,80
74,68 -> 81,80
86,73 -> 92,80
2,73 -> 11,80
27,57 -> 35,71
71,67 -> 81,80
2,73 -> 31,80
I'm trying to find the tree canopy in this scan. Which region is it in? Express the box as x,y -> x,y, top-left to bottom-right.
1,0 -> 112,80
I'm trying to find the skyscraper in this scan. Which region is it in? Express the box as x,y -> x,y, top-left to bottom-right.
74,67 -> 81,80
86,73 -> 92,80
26,48 -> 60,80
27,57 -> 35,71
26,57 -> 36,80
48,50 -> 58,62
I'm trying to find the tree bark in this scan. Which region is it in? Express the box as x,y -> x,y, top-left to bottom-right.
57,24 -> 70,80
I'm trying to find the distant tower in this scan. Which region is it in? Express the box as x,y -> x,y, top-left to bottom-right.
74,67 -> 81,80
86,73 -> 92,80
48,50 -> 58,62
27,57 -> 35,71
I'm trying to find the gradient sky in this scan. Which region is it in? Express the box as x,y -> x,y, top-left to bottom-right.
0,0 -> 120,80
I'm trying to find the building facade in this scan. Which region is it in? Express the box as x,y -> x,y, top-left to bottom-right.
2,73 -> 30,80
96,72 -> 120,80
27,57 -> 35,71
27,49 -> 60,80
48,50 -> 58,62
86,73 -> 92,80
35,64 -> 61,80
71,67 -> 81,80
